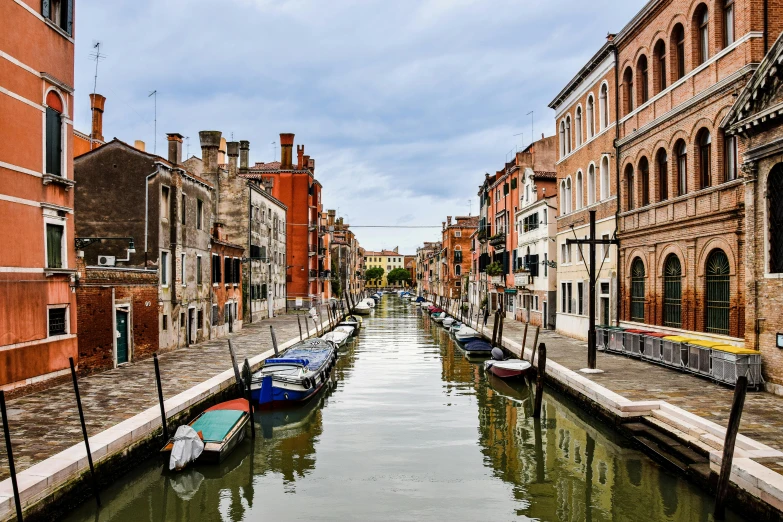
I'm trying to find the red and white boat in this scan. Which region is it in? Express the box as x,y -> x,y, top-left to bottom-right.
484,359 -> 532,379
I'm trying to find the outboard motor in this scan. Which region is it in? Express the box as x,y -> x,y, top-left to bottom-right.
491,347 -> 505,361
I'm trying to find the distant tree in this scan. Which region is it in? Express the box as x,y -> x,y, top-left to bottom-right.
387,267 -> 411,286
331,257 -> 342,297
365,267 -> 384,282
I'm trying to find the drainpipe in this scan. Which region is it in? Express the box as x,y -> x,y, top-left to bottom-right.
764,0 -> 769,54
144,165 -> 161,267
247,190 -> 252,324
613,43 -> 622,327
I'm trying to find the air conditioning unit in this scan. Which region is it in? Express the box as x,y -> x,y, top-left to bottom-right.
98,255 -> 116,267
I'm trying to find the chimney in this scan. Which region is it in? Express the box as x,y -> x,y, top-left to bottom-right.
447,216 -> 452,226
239,141 -> 250,172
134,140 -> 145,152
89,93 -> 106,142
280,133 -> 294,169
218,137 -> 227,165
307,158 -> 315,174
199,131 -> 222,175
166,133 -> 183,165
227,141 -> 239,175
297,145 -> 304,169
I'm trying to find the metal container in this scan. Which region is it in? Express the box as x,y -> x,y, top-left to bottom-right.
608,328 -> 626,354
643,333 -> 667,362
711,346 -> 762,388
661,336 -> 695,368
685,340 -> 722,376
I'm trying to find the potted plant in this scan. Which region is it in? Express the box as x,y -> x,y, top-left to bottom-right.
485,261 -> 503,276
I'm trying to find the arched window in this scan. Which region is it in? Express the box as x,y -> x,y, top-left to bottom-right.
565,116 -> 572,154
560,180 -> 566,215
639,157 -> 650,206
576,171 -> 583,210
455,264 -> 462,276
638,55 -> 649,104
623,67 -> 635,114
654,40 -> 667,93
575,106 -> 583,147
722,0 -> 735,47
696,4 -> 709,65
625,164 -> 635,211
600,156 -> 610,200
565,177 -> 572,214
673,24 -> 686,80
587,95 -> 595,138
663,254 -> 682,328
675,140 -> 687,196
725,133 -> 738,182
600,83 -> 609,130
560,121 -> 566,157
588,164 -> 596,205
769,165 -> 783,273
45,91 -> 64,177
705,249 -> 730,334
698,129 -> 712,188
630,258 -> 645,322
657,148 -> 669,201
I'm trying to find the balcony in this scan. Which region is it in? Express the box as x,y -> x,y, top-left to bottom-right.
514,270 -> 530,287
489,233 -> 506,251
477,229 -> 488,243
309,269 -> 318,281
489,275 -> 504,285
308,244 -> 316,256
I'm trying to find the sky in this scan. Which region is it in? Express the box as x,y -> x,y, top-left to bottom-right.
73,0 -> 646,255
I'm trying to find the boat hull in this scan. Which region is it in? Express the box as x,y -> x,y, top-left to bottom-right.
486,364 -> 529,379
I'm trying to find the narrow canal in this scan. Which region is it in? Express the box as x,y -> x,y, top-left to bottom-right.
64,295 -> 742,521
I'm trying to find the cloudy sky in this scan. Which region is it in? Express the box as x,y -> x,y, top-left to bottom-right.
74,0 -> 645,255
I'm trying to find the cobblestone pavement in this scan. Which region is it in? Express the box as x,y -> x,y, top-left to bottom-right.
470,312 -> 783,460
0,307 -> 335,482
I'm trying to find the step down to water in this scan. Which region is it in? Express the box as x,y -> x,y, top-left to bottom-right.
623,420 -> 710,476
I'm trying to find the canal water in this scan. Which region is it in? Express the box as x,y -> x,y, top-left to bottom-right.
63,295 -> 743,521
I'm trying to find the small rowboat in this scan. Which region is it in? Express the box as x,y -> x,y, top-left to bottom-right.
484,359 -> 532,379
354,302 -> 372,315
334,325 -> 356,337
322,330 -> 350,347
431,312 -> 447,323
454,326 -> 480,342
462,339 -> 493,357
161,398 -> 250,469
442,317 -> 456,328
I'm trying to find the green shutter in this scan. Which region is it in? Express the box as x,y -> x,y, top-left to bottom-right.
42,0 -> 50,19
46,108 -> 62,176
46,224 -> 62,268
65,0 -> 73,35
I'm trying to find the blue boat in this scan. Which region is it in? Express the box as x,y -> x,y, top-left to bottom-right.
250,339 -> 337,408
462,340 -> 494,358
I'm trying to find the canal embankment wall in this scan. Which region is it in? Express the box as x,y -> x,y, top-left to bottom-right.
0,312 -> 342,522
451,303 -> 783,521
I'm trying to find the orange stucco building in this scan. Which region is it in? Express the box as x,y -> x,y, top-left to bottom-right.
0,0 -> 78,391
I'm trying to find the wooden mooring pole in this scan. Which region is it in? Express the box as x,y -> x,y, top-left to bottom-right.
714,375 -> 749,520
68,357 -> 101,507
242,359 -> 256,440
270,326 -> 280,355
533,344 -> 547,419
0,390 -> 23,522
522,322 -> 529,352
153,353 -> 170,443
491,311 -> 500,346
297,315 -> 303,341
531,327 -> 540,363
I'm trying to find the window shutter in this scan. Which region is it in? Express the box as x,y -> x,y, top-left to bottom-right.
233,259 -> 240,283
504,183 -> 509,195
46,108 -> 62,176
511,178 -> 517,190
46,224 -> 63,268
65,0 -> 73,35
42,0 -> 50,19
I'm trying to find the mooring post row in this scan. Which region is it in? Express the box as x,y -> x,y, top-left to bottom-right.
1,390 -> 24,521
533,344 -> 547,419
69,357 -> 101,507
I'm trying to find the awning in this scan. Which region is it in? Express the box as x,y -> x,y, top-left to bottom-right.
504,289 -> 517,294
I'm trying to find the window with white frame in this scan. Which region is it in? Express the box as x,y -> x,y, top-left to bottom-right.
600,83 -> 609,130
45,219 -> 66,269
43,0 -> 74,35
587,95 -> 595,138
161,251 -> 170,286
602,234 -> 611,260
48,305 -> 68,337
576,171 -> 583,210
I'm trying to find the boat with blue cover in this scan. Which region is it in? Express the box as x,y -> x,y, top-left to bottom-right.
461,339 -> 494,357
250,339 -> 337,408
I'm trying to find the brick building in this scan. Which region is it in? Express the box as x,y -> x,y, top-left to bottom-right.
724,30 -> 783,388
209,223 -> 244,338
244,134 -> 330,308
439,216 -> 478,300
329,212 -> 364,298
614,0 -> 779,344
0,0 -> 78,391
416,242 -> 441,298
549,40 -> 619,341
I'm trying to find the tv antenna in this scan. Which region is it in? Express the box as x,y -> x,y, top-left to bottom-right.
468,199 -> 472,216
89,41 -> 106,97
527,111 -> 534,145
271,141 -> 277,161
148,90 -> 157,154
185,136 -> 191,158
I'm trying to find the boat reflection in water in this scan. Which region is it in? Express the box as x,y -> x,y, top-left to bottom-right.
62,296 -> 742,522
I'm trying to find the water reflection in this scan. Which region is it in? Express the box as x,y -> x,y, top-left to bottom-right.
62,297 -> 742,521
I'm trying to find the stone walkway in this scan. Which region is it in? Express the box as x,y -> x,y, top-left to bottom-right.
0,307 -> 333,482
469,311 -> 783,460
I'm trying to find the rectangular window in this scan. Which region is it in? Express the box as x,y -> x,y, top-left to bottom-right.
181,253 -> 186,286
224,257 -> 231,286
180,312 -> 185,328
561,283 -> 567,312
181,194 -> 186,225
197,199 -> 203,230
724,0 -> 735,47
45,108 -> 62,176
544,253 -> 548,276
725,135 -> 737,182
43,0 -> 73,35
212,254 -> 221,284
211,305 -> 218,326
577,282 -> 584,315
197,310 -> 203,330
161,186 -> 170,220
163,314 -> 168,330
455,231 -> 461,237
46,223 -> 64,268
566,283 -> 573,314
161,251 -> 169,286
561,244 -> 567,265
602,234 -> 610,260
48,307 -> 67,336
233,258 -> 240,285
197,255 -> 202,284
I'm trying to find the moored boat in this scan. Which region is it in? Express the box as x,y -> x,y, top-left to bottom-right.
354,302 -> 372,315
484,350 -> 532,378
431,312 -> 447,323
162,398 -> 250,470
250,339 -> 336,408
322,330 -> 350,347
462,339 -> 493,357
442,317 -> 456,328
454,326 -> 480,342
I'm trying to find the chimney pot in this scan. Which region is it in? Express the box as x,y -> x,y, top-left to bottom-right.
199,131 -> 222,174
239,140 -> 250,171
307,158 -> 315,173
280,133 -> 295,169
297,145 -> 305,169
227,141 -> 239,175
166,133 -> 183,165
89,93 -> 106,143
134,140 -> 145,152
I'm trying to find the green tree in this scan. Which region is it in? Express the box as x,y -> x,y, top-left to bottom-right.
365,267 -> 384,283
331,257 -> 342,297
387,267 -> 412,286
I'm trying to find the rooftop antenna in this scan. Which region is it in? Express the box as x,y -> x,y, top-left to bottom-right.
89,41 -> 106,97
185,136 -> 190,158
527,111 -> 534,146
468,199 -> 473,216
513,131 -> 524,153
271,141 -> 276,162
148,90 -> 157,154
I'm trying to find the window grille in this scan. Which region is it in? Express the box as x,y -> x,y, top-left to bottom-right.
706,250 -> 730,335
663,255 -> 682,327
768,166 -> 783,273
48,308 -> 66,336
630,258 -> 645,322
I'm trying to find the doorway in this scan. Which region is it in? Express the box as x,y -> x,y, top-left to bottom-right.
601,297 -> 610,326
116,310 -> 129,364
188,308 -> 196,345
543,302 -> 548,329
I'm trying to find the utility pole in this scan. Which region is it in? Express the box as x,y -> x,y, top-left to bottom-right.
566,210 -> 619,371
148,90 -> 157,154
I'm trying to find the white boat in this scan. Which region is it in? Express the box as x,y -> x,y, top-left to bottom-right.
454,326 -> 480,342
363,298 -> 376,308
321,330 -> 350,347
442,317 -> 456,328
484,359 -> 532,379
420,301 -> 433,309
354,302 -> 372,315
334,325 -> 355,337
432,312 -> 447,323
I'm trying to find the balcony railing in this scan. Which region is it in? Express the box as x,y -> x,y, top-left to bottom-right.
308,244 -> 316,256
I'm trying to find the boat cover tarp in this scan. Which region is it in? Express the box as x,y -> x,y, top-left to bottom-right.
415,297 -> 425,302
265,358 -> 310,366
191,410 -> 244,442
464,340 -> 493,352
281,346 -> 333,370
206,398 -> 249,413
169,425 -> 204,470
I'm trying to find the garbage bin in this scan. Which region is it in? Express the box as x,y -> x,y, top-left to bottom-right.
643,332 -> 668,363
662,336 -> 695,368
